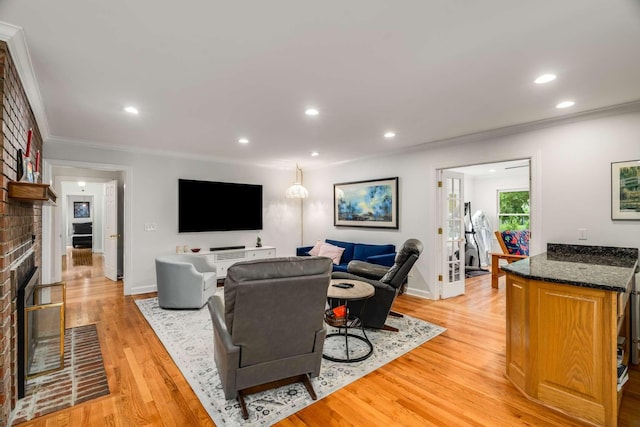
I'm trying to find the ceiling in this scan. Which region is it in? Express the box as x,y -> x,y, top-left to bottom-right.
1,1 -> 640,171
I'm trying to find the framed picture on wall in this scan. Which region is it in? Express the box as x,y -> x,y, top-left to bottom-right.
611,160 -> 640,220
334,177 -> 399,228
73,202 -> 91,219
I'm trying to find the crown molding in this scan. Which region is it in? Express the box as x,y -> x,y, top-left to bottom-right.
410,99 -> 640,152
50,100 -> 640,172
0,21 -> 50,139
327,99 -> 640,169
45,135 -> 281,171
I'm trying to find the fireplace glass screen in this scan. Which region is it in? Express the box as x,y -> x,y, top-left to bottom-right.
25,282 -> 66,378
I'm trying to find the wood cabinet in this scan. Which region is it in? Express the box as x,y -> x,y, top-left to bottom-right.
505,273 -> 629,426
505,275 -> 527,392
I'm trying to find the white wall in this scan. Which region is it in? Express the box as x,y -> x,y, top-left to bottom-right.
305,108 -> 640,299
44,107 -> 640,299
43,144 -> 300,295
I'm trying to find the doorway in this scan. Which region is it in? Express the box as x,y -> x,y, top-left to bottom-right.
437,158 -> 531,299
41,161 -> 129,289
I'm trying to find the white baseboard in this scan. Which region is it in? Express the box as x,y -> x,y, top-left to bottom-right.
129,284 -> 157,296
404,287 -> 435,300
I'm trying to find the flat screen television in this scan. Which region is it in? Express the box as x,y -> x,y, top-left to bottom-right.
178,179 -> 263,232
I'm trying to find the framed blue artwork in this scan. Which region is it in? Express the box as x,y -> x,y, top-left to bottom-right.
74,202 -> 90,219
334,177 -> 398,229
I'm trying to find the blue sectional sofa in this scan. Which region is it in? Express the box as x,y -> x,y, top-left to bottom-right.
296,239 -> 396,272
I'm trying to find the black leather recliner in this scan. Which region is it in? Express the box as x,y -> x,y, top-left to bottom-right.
331,239 -> 423,331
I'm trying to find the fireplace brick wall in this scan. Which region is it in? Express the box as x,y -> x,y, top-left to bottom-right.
0,41 -> 44,426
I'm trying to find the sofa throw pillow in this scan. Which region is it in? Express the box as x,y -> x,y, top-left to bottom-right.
307,240 -> 324,256
318,242 -> 345,265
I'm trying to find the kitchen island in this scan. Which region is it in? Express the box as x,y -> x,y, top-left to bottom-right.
501,243 -> 638,427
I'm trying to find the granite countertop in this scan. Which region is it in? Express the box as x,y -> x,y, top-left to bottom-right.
501,243 -> 639,292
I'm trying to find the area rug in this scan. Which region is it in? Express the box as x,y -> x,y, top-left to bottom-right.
11,324 -> 110,425
135,292 -> 446,426
465,269 -> 491,278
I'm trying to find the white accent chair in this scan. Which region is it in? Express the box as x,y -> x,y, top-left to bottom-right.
155,254 -> 217,309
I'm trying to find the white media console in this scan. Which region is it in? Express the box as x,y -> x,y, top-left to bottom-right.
196,246 -> 276,278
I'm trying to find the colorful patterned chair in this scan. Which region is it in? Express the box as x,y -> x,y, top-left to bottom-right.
491,230 -> 529,288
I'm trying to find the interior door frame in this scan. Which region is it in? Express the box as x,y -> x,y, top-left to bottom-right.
103,180 -> 118,281
435,155 -> 539,297
66,193 -> 96,250
437,169 -> 466,299
41,159 -> 132,293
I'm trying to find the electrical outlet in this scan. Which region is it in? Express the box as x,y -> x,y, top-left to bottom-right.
578,228 -> 587,240
144,223 -> 157,231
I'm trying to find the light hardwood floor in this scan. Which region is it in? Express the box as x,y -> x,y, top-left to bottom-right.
14,255 -> 639,426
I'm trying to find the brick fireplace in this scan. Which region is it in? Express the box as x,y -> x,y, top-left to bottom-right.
0,41 -> 44,426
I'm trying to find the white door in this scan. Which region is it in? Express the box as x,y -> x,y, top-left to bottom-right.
439,170 -> 466,298
104,180 -> 118,281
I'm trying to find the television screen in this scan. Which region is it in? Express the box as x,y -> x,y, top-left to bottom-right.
178,179 -> 263,232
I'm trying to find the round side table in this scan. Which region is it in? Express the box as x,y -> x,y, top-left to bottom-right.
323,279 -> 375,363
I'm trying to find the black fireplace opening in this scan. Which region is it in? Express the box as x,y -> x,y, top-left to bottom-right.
16,265 -> 39,399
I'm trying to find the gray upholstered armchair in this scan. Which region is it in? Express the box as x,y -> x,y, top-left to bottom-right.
331,239 -> 423,331
207,256 -> 332,420
155,254 -> 217,309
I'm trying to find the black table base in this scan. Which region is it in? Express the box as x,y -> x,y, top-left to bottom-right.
323,328 -> 373,362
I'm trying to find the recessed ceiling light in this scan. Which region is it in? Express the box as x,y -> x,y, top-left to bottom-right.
384,131 -> 396,138
556,101 -> 575,109
305,108 -> 319,116
238,138 -> 250,144
534,74 -> 557,84
124,106 -> 139,114
310,151 -> 319,157
489,169 -> 496,173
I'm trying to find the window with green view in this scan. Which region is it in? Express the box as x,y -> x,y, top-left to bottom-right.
498,190 -> 530,231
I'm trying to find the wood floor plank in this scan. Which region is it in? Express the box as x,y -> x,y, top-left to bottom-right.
12,255 -> 639,426
123,348 -> 154,404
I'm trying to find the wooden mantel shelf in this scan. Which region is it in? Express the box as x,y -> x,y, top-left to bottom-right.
8,181 -> 57,204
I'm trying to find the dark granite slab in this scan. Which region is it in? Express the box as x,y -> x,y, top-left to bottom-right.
547,243 -> 638,267
501,243 -> 638,292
